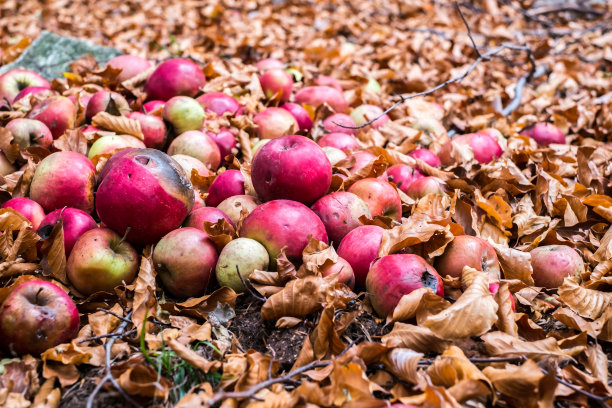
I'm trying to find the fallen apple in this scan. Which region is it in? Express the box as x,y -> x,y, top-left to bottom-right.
348,178 -> 402,221
294,86 -> 348,113
320,256 -> 355,289
206,170 -> 245,207
337,225 -> 384,288
145,58 -> 206,101
106,54 -> 152,82
434,235 -> 500,279
0,68 -> 50,102
5,118 -> 53,150
281,103 -> 313,132
386,164 -> 424,193
28,96 -> 76,139
37,207 -> 98,257
127,112 -> 167,149
520,122 -> 565,146
217,194 -> 261,226
530,245 -> 585,288
215,237 -> 269,292
85,90 -> 130,122
253,107 -> 298,139
196,92 -> 242,116
183,206 -> 236,230
322,113 -> 357,135
311,191 -> 371,246
259,69 -> 293,102
317,132 -> 360,153
2,197 -> 46,230
167,130 -> 221,170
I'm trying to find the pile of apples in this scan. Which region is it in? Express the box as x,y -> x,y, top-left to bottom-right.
0,55 -> 579,355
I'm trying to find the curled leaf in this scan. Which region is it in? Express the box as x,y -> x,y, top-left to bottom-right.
91,112 -> 144,140
557,277 -> 612,320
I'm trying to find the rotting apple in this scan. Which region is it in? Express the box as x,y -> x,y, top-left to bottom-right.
253,107 -> 298,139
28,96 -> 76,139
2,197 -> 46,230
5,118 -> 53,150
162,95 -> 205,135
435,235 -> 501,279
217,194 -> 261,226
311,191 -> 371,246
348,178 -> 402,221
37,207 -> 98,257
215,237 -> 269,292
145,58 -> 206,101
167,130 -> 221,170
206,170 -> 245,207
530,245 -> 585,288
0,68 -> 50,102
337,225 -> 384,288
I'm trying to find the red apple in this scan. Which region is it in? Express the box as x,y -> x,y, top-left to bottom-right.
434,235 -> 501,279
145,58 -> 206,101
409,148 -> 441,167
405,176 -> 446,199
28,96 -> 76,139
87,135 -> 146,159
5,118 -> 53,150
0,280 -> 79,355
350,104 -> 389,128
37,208 -> 98,257
206,170 -> 245,207
167,130 -> 221,170
294,86 -> 348,113
127,112 -> 167,149
153,227 -> 218,298
320,257 -> 355,289
323,113 -> 357,135
106,54 -> 152,82
162,96 -> 205,135
143,100 -> 165,113
337,225 -> 384,288
183,206 -> 235,230
348,151 -> 377,174
95,148 -> 195,244
520,123 -> 565,146
67,228 -> 139,295
348,178 -> 402,221
0,68 -> 50,102
239,199 -> 328,265
311,192 -> 371,245
2,197 -> 45,230
313,75 -> 342,92
171,154 -> 210,177
196,92 -> 242,116
367,254 -> 443,316
251,135 -> 332,204
217,195 -> 261,226
386,164 -> 423,194
255,58 -> 284,72
317,132 -> 360,153
205,128 -> 236,159
13,86 -> 55,103
530,245 -> 585,288
29,152 -> 95,213
254,107 -> 298,139
259,69 -> 293,103
85,90 -> 130,122
281,103 -> 313,132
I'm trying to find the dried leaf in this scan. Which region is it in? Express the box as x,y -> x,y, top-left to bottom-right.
91,112 -> 144,140
382,323 -> 451,353
481,331 -> 571,361
382,348 -> 423,384
557,277 -> 612,320
390,287 -> 451,324
39,218 -> 67,284
126,250 -> 156,332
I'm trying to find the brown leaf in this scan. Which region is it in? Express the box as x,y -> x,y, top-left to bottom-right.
557,277 -> 612,320
300,236 -> 338,275
475,189 -> 512,230
126,250 -> 155,332
378,214 -> 454,258
203,218 -> 237,252
494,282 -> 518,337
164,333 -> 222,374
582,343 -> 608,386
490,242 -> 534,285
161,287 -> 238,320
261,275 -> 334,320
483,359 -> 550,408
39,218 -> 67,284
234,350 -> 280,392
382,348 -> 423,384
91,112 -> 144,140
481,331 -> 571,361
0,127 -> 20,164
53,129 -> 88,155
390,287 -> 451,324
32,377 -> 60,408
382,322 -> 450,353
113,356 -> 171,399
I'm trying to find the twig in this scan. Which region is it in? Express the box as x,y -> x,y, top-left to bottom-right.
540,367 -> 611,408
236,266 -> 267,302
530,5 -> 605,17
501,64 -> 549,116
97,307 -> 133,324
86,310 -> 141,408
455,2 -> 482,57
78,328 -> 138,344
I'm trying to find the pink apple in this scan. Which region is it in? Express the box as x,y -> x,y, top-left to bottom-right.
530,245 -> 585,288
28,96 -> 76,139
440,133 -> 502,165
435,235 -> 501,279
317,132 -> 360,153
294,86 -> 348,113
106,54 -> 152,82
145,58 -> 206,101
253,107 -> 298,139
311,192 -> 371,245
143,100 -> 165,113
255,58 -> 284,72
205,128 -> 236,159
183,206 -> 235,230
167,130 -> 221,170
2,197 -> 45,230
217,195 -> 261,226
409,148 -> 441,167
196,92 -> 242,116
281,103 -> 313,132
88,135 -> 146,159
0,68 -> 50,102
520,123 -> 565,146
13,86 -> 55,103
348,178 -> 402,221
127,112 -> 167,149
323,113 -> 357,135
321,257 -> 355,289
350,104 -> 389,128
206,170 -> 245,207
5,118 -> 53,149
337,225 -> 384,288
386,164 -> 424,193
85,90 -> 130,122
37,208 -> 98,257
405,176 -> 446,199
313,75 -> 342,92
259,69 -> 293,102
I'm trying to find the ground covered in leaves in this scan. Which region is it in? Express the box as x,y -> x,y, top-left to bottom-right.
1,0 -> 612,407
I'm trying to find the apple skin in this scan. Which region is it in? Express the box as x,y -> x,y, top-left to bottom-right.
313,75 -> 343,92
255,58 -> 284,72
320,257 -> 355,289
440,133 -> 502,165
311,192 -> 371,246
13,86 -> 56,103
350,104 -> 389,128
0,153 -> 16,176
143,100 -> 165,113
106,55 -> 152,82
5,118 -> 53,150
435,235 -> 501,279
386,164 -> 424,194
259,69 -> 293,102
171,154 -> 210,177
322,146 -> 347,165
28,96 -> 76,139
254,107 -> 299,140
239,199 -> 328,265
348,151 -> 377,174
127,112 -> 167,149
367,254 -> 443,317
196,92 -> 242,116
183,206 -> 236,230
215,237 -> 269,292
409,148 -> 441,167
217,195 -> 261,226
206,170 -> 245,207
87,135 -> 146,159
0,280 -> 79,355
252,135 -> 332,205
2,197 -> 46,230
281,103 -> 313,132
323,113 -> 357,135
162,96 -> 205,135
85,90 -> 130,122
348,178 -> 402,221
95,148 -> 195,245
145,58 -> 206,101
337,225 -> 384,289
30,152 -> 95,213
153,227 -> 218,298
67,228 -> 139,295
317,132 -> 360,153
167,130 -> 221,170
205,128 -> 236,159
0,68 -> 50,102
37,208 -> 98,257
405,176 -> 446,199
294,86 -> 348,113
530,245 -> 585,288
521,123 -> 565,146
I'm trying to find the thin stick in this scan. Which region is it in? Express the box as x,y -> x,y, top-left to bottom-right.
455,2 -> 482,57
78,328 -> 137,344
236,265 -> 267,302
97,307 -> 133,324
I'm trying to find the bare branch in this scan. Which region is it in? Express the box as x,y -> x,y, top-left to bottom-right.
236,265 -> 267,302
455,1 -> 482,57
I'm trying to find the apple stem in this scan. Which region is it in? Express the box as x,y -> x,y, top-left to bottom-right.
34,287 -> 43,304
117,227 -> 131,248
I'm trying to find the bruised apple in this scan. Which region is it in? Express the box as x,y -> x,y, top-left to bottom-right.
311,192 -> 371,245
530,245 -> 585,288
37,208 -> 98,257
206,170 -> 245,207
348,178 -> 402,221
435,235 -> 500,279
28,96 -> 76,139
367,254 -> 443,317
337,225 -> 384,288
215,237 -> 269,292
5,118 -> 53,150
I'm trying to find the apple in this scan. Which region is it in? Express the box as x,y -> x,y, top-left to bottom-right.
0,153 -> 16,176
251,135 -> 332,204
30,151 -> 95,213
323,113 -> 357,135
409,148 -> 441,167
405,176 -> 446,199
183,206 -> 235,230
259,69 -> 293,102
205,128 -> 236,159
145,58 -> 206,101
206,170 -> 245,207
239,199 -> 328,265
367,254 -> 444,317
5,118 -> 53,150
167,130 -> 221,170
434,235 -> 501,279
143,100 -> 165,113
2,197 -> 45,230
215,237 -> 269,292
37,208 -> 98,257
127,112 -> 167,149
96,148 -> 137,184
337,225 -> 384,288
348,151 -> 377,174
281,103 -> 313,132
0,68 -> 50,102
106,54 -> 152,82
520,123 -> 565,146
85,90 -> 130,122
256,58 -> 285,71
162,96 -> 205,135
28,96 -> 76,139
171,154 -> 210,177
313,75 -> 343,92
317,132 -> 360,153
87,135 -> 146,159
252,139 -> 271,155
193,191 -> 205,210
67,228 -> 139,295
530,245 -> 585,288
68,91 -> 92,111
320,256 -> 355,289
217,195 -> 261,226
153,227 -> 218,298
348,178 -> 402,221
196,92 -> 241,116
439,133 -> 502,165
311,192 -> 371,245
254,107 -> 298,139
96,148 -> 194,244
13,86 -> 56,103
294,86 -> 348,113
322,146 -> 347,165
350,104 -> 389,128
411,116 -> 446,136
0,280 -> 79,355
386,164 -> 424,193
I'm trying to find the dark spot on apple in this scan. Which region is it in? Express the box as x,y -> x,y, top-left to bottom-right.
332,212 -> 339,219
420,270 -> 439,292
35,328 -> 47,340
37,224 -> 54,240
265,173 -> 272,183
128,173 -> 132,179
135,156 -> 151,166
